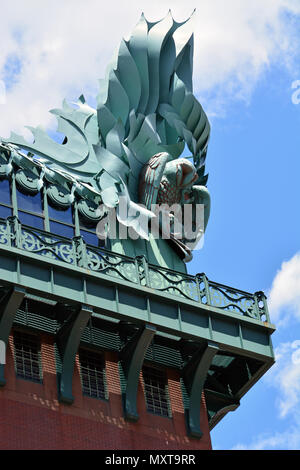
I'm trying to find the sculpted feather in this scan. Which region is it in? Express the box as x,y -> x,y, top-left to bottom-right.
0,11 -> 211,261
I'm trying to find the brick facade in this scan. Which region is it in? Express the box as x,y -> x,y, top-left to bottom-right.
0,330 -> 212,450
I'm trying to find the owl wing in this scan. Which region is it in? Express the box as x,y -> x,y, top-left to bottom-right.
97,11 -> 211,189
1,97 -> 100,181
191,185 -> 211,232
1,11 -> 211,215
138,152 -> 171,210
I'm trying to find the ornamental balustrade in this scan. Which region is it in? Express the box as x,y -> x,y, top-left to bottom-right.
0,216 -> 270,324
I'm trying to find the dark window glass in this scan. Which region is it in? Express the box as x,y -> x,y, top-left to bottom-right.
0,205 -> 12,219
79,214 -> 105,248
79,349 -> 107,400
17,190 -> 43,214
142,366 -> 171,417
13,330 -> 42,383
48,204 -> 73,225
18,211 -> 44,230
50,221 -> 74,238
0,179 -> 11,205
80,229 -> 102,247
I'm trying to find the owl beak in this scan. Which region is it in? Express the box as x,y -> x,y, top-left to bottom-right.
177,160 -> 197,187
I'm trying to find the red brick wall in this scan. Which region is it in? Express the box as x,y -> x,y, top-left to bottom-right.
0,330 -> 212,450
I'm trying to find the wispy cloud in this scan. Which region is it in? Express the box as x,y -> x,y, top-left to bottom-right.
232,352 -> 300,449
232,421 -> 300,450
267,340 -> 300,418
231,339 -> 300,449
232,251 -> 300,450
0,0 -> 300,136
268,252 -> 300,326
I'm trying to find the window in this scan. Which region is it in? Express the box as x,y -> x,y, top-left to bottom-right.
79,349 -> 107,400
80,228 -> 101,247
48,201 -> 104,248
50,220 -> 75,238
17,189 -> 43,214
18,210 -> 44,230
13,330 -> 43,383
79,213 -> 105,248
17,186 -> 45,229
48,202 -> 75,238
142,365 -> 171,417
48,203 -> 73,225
0,176 -> 106,249
0,178 -> 12,218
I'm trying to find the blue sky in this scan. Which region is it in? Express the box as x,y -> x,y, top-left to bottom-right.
1,0 -> 300,450
191,63 -> 300,449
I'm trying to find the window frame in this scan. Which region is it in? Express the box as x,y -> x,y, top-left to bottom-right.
0,175 -> 13,218
142,364 -> 172,418
0,175 -> 106,249
13,328 -> 43,384
78,347 -> 108,401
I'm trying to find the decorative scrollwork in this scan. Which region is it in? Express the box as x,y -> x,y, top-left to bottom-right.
0,221 -> 9,246
77,199 -> 102,223
148,266 -> 200,302
47,184 -> 73,208
20,228 -> 76,264
0,216 -> 268,322
0,149 -> 12,177
15,169 -> 40,194
208,284 -> 259,319
84,246 -> 139,284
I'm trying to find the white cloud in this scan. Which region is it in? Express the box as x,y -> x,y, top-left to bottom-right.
266,253 -> 300,419
268,252 -> 300,325
230,251 -> 300,450
232,423 -> 300,450
0,0 -> 300,137
268,340 -> 300,417
232,339 -> 300,450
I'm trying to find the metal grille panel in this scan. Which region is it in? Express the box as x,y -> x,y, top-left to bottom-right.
13,330 -> 42,383
79,349 -> 107,400
142,365 -> 171,417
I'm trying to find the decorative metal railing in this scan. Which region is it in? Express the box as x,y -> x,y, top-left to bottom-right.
0,216 -> 270,323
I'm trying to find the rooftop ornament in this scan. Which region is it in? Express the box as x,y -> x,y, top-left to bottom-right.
1,11 -> 211,265
0,12 -> 276,434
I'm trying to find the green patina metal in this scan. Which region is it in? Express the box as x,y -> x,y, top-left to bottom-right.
0,233 -> 275,359
0,286 -> 26,385
0,217 -> 273,326
0,11 -> 211,267
0,12 -> 276,436
119,323 -> 156,421
56,304 -> 93,404
182,341 -> 219,437
204,389 -> 240,429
